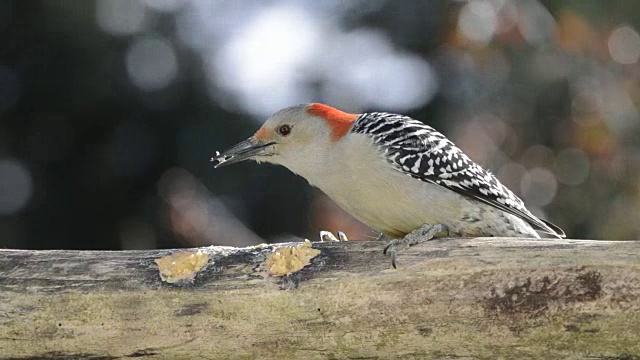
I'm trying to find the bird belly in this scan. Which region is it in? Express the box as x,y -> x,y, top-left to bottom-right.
310,162 -> 538,239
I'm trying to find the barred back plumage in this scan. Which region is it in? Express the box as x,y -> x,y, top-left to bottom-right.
351,112 -> 565,238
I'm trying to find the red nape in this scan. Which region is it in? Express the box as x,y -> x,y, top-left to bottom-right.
308,103 -> 359,141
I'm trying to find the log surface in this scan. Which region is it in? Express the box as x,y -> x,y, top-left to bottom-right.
0,238 -> 639,359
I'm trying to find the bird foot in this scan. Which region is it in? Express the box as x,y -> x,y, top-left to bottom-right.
319,230 -> 349,242
383,223 -> 449,269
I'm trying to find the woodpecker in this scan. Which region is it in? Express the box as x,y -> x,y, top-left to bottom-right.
213,103 -> 565,267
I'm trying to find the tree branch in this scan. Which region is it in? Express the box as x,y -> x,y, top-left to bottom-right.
1,238 -> 639,359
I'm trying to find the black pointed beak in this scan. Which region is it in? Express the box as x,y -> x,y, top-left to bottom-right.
211,136 -> 276,168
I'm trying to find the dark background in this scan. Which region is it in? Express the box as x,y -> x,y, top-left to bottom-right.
1,0 -> 639,250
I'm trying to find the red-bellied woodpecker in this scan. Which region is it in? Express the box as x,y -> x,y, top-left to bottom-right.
213,103 -> 566,267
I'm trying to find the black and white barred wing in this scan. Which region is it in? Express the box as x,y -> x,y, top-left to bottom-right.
352,112 -> 565,238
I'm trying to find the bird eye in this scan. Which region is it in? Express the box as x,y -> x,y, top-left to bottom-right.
277,124 -> 292,136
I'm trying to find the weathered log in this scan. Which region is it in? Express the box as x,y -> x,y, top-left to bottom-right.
0,238 -> 639,359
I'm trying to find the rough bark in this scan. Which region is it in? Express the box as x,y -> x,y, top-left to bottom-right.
0,238 -> 639,359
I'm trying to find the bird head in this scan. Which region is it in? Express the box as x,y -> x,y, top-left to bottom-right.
213,103 -> 358,169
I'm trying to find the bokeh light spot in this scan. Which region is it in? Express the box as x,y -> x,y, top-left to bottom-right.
521,167 -> 557,206
323,29 -> 437,112
555,148 -> 590,186
458,1 -> 497,45
0,160 -> 33,216
497,162 -> 527,193
211,5 -> 321,116
157,167 -> 197,205
608,25 -> 640,65
358,53 -> 438,111
142,0 -> 185,13
96,0 -> 147,36
521,145 -> 555,169
517,0 -> 555,45
126,36 -> 178,91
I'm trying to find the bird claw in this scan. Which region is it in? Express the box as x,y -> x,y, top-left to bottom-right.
383,223 -> 449,269
319,230 -> 349,242
383,240 -> 409,269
